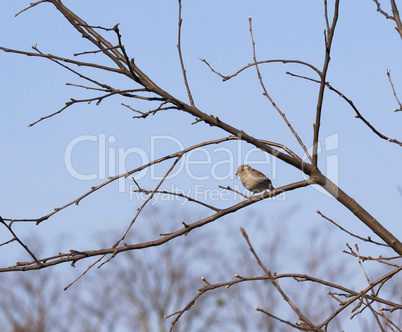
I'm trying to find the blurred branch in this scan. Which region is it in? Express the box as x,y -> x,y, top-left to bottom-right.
343,243 -> 402,268
240,227 -> 318,331
167,227 -> 401,331
321,257 -> 402,329
254,307 -> 301,330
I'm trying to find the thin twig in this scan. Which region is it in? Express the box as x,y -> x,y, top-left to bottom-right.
47,2 -> 129,73
121,103 -> 145,115
133,188 -> 220,212
3,136 -> 300,224
28,88 -> 161,127
317,265 -> 402,329
287,71 -> 402,147
112,24 -> 141,83
354,244 -> 374,290
248,17 -> 313,162
32,45 -> 116,89
0,46 -> 123,74
65,83 -> 109,92
342,246 -> 401,268
218,185 -> 249,199
201,57 -> 322,81
73,45 -> 120,56
0,217 -> 40,265
132,101 -> 178,119
78,24 -> 116,31
316,210 -> 388,247
387,70 -> 402,112
14,0 -> 47,17
372,0 -> 394,20
255,307 -> 301,329
119,158 -> 180,241
67,157 -> 182,287
64,256 -> 104,291
177,0 -> 195,106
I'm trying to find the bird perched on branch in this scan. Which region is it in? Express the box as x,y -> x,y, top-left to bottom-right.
235,164 -> 274,196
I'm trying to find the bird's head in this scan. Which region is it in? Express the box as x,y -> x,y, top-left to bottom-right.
235,164 -> 249,178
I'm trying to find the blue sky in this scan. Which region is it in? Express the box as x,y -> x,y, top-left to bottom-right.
0,1 -> 401,330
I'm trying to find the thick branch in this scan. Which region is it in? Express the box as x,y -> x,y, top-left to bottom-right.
48,0 -> 129,72
313,170 -> 402,254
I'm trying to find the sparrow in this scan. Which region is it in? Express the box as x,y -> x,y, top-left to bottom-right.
235,164 -> 274,196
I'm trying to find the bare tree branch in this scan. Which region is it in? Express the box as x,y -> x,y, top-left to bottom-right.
387,70 -> 402,112
0,180 -> 312,272
2,137 -> 237,224
200,58 -> 322,81
286,71 -> 402,147
0,217 -> 40,265
177,0 -> 195,106
2,0 -> 401,256
317,210 -> 389,247
132,187 -> 220,212
0,46 -> 124,74
14,0 -> 47,17
240,227 -> 320,331
373,0 -> 394,19
390,0 -> 402,39
373,0 -> 402,39
248,17 -> 313,162
168,227 -> 401,330
312,0 -> 340,166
